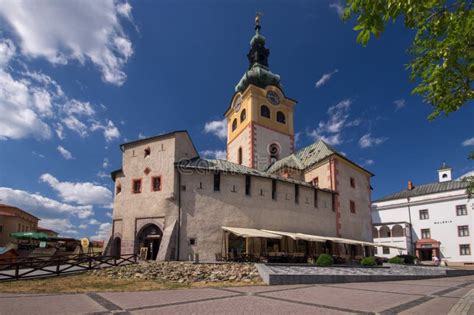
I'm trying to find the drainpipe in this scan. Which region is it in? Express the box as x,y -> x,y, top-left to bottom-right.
176,170 -> 181,261
407,197 -> 415,255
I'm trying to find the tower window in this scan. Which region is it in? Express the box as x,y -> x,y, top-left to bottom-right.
350,177 -> 355,188
151,176 -> 162,191
314,189 -> 318,208
245,175 -> 251,196
276,111 -> 286,124
240,109 -> 246,122
213,172 -> 220,191
294,184 -> 299,204
312,177 -> 319,187
260,105 -> 270,118
272,180 -> 277,200
350,200 -> 356,213
132,179 -> 142,194
238,147 -> 243,165
116,183 -> 122,195
232,119 -> 237,131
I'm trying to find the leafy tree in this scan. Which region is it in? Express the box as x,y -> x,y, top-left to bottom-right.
343,0 -> 473,197
343,0 -> 473,119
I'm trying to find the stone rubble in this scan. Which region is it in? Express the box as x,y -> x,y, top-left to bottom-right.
90,262 -> 261,284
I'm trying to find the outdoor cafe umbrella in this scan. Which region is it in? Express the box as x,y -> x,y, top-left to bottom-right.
10,232 -> 51,241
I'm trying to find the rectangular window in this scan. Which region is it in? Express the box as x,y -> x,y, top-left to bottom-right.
332,194 -> 336,212
245,175 -> 251,196
271,180 -> 277,200
132,179 -> 142,194
151,176 -> 162,191
144,147 -> 151,158
458,225 -> 470,237
312,177 -> 319,187
460,244 -> 471,256
0,225 -> 3,233
116,184 -> 122,195
213,172 -> 220,192
189,238 -> 196,246
313,189 -> 318,208
350,177 -> 355,188
419,209 -> 429,220
374,247 -> 378,255
382,246 -> 390,254
294,184 -> 299,204
421,228 -> 431,239
350,200 -> 356,214
456,205 -> 468,216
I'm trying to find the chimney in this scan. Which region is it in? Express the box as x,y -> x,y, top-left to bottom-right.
407,180 -> 414,190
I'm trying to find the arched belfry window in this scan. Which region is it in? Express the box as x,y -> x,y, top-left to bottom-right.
261,105 -> 270,118
240,109 -> 246,122
277,111 -> 286,124
238,147 -> 243,165
232,119 -> 237,131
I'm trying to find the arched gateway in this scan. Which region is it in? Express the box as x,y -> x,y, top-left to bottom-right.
136,224 -> 163,260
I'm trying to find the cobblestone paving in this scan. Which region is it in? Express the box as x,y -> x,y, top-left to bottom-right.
2,276 -> 474,314
266,265 -> 445,276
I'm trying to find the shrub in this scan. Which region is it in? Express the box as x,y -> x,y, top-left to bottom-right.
388,256 -> 404,264
360,256 -> 377,266
316,254 -> 334,266
398,255 -> 415,264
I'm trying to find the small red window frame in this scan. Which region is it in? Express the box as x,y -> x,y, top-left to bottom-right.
151,176 -> 162,192
132,178 -> 142,194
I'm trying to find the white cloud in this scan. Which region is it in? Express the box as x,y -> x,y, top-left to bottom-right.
40,173 -> 112,206
91,120 -> 120,142
0,187 -> 93,219
32,151 -> 45,158
106,212 -> 113,218
363,159 -> 375,166
307,99 -> 356,145
0,38 -> 15,67
315,69 -> 338,88
40,218 -> 78,236
394,99 -> 406,111
91,222 -> 111,241
329,2 -> 344,18
138,132 -> 146,139
462,137 -> 474,146
89,218 -> 100,225
102,158 -> 110,168
79,224 -> 88,229
63,116 -> 89,137
57,145 -> 73,160
0,0 -> 134,85
359,133 -> 388,148
64,99 -> 95,117
116,2 -> 133,21
201,149 -> 226,160
204,119 -> 227,140
97,171 -> 110,179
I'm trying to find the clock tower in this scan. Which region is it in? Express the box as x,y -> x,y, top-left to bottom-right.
225,15 -> 296,171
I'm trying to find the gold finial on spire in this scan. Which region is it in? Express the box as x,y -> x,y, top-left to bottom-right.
255,12 -> 262,28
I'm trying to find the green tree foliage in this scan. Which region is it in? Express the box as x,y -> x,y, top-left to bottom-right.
343,0 -> 473,120
360,256 -> 377,266
343,1 -> 473,197
316,254 -> 334,266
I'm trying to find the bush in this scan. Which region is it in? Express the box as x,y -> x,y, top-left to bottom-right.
316,254 -> 334,266
360,256 -> 377,266
388,256 -> 404,264
398,255 -> 415,264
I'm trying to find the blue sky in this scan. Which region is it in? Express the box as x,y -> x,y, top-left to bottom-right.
0,1 -> 472,239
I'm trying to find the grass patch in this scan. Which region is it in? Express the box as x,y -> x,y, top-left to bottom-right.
0,273 -> 264,294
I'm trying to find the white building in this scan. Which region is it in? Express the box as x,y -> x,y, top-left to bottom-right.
372,164 -> 473,265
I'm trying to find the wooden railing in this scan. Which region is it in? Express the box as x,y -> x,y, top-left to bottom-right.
0,254 -> 137,281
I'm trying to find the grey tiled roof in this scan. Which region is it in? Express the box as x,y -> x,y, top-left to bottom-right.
267,140 -> 373,176
374,180 -> 470,202
177,158 -> 335,192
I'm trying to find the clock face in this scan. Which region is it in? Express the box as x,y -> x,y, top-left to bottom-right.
266,91 -> 280,105
233,96 -> 242,112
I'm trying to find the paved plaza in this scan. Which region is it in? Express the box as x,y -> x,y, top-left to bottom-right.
1,275 -> 474,314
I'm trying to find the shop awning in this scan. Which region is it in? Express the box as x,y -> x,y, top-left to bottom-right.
260,230 -> 300,240
331,237 -> 375,246
262,230 -> 337,243
222,227 -> 282,239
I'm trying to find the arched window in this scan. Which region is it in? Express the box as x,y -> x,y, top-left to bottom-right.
232,119 -> 237,131
240,109 -> 246,122
260,105 -> 270,118
276,111 -> 286,124
238,147 -> 243,165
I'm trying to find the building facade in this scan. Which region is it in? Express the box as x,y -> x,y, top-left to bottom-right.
372,164 -> 473,265
106,18 -> 374,262
0,204 -> 39,247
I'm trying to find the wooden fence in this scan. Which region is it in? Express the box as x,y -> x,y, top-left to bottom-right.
0,254 -> 137,281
